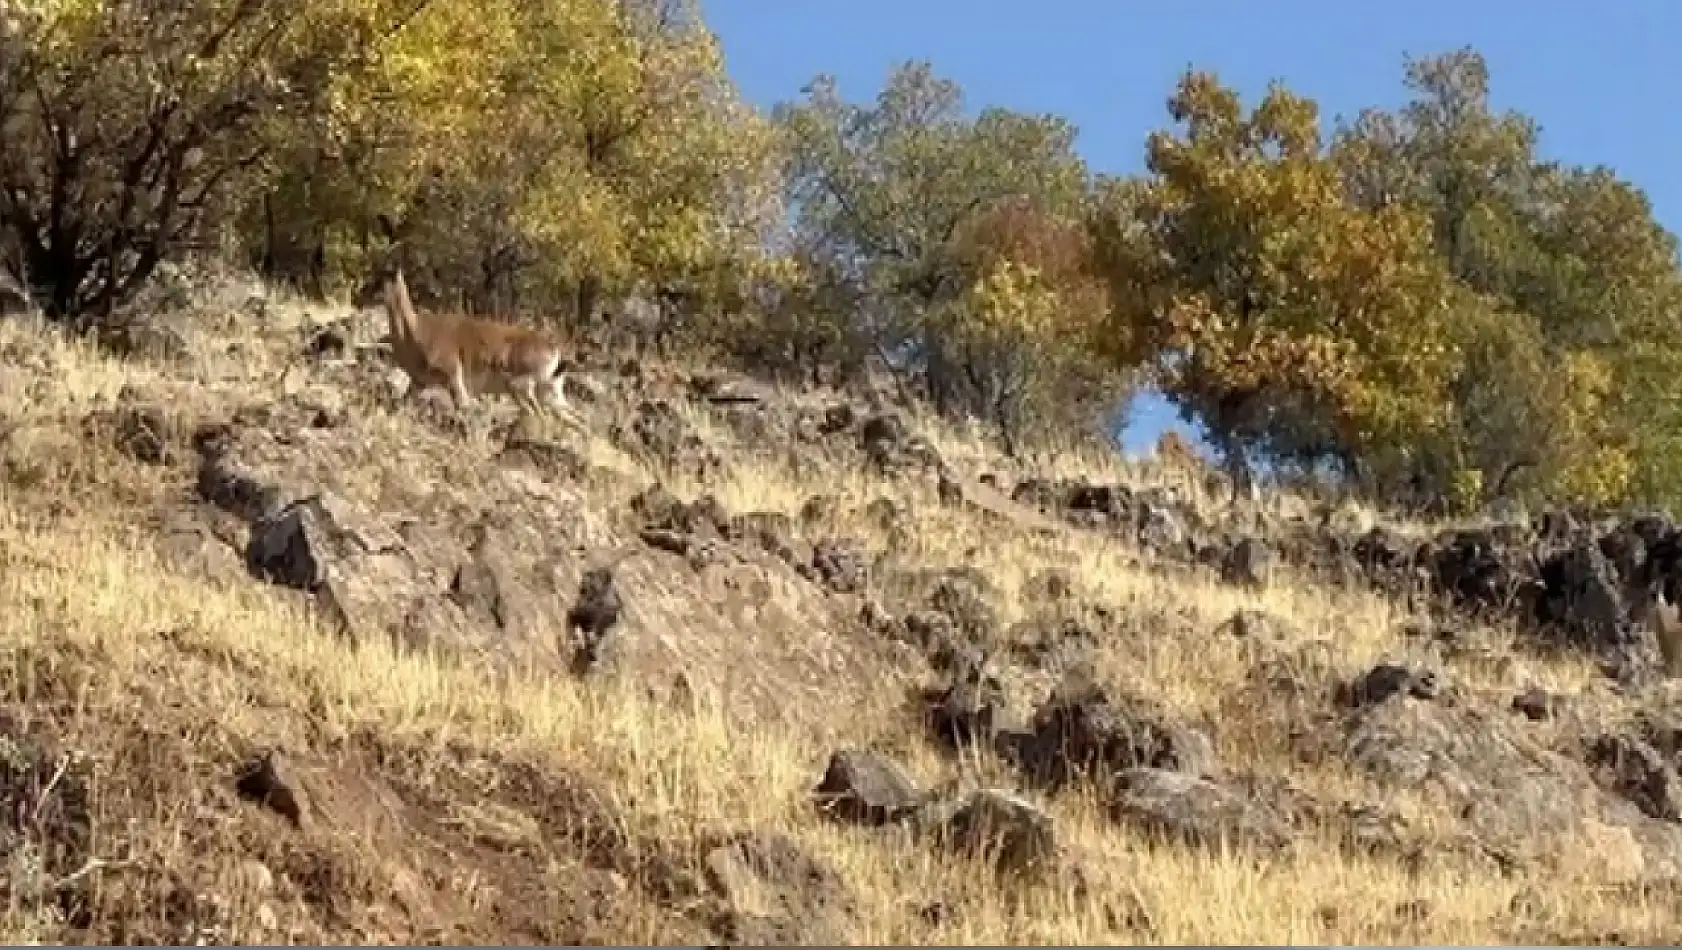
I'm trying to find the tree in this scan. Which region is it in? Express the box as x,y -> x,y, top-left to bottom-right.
1332,48 -> 1682,508
946,195 -> 1117,451
1091,70 -> 1462,493
775,61 -> 1116,441
0,0 -> 428,323
243,0 -> 782,327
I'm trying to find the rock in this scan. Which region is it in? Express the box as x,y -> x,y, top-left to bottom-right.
1352,527 -> 1418,574
630,488 -> 733,569
448,528 -> 543,641
1135,499 -> 1185,554
167,401 -> 901,736
1340,663 -> 1441,707
923,665 -> 1005,750
302,326 -> 347,359
632,488 -> 727,537
859,413 -> 907,473
234,751 -> 305,828
858,412 -> 943,476
1511,687 -> 1561,721
817,404 -> 856,435
725,511 -> 799,562
1013,673 -> 1214,791
83,404 -> 180,465
701,831 -> 853,946
1340,697 -> 1603,870
810,538 -> 869,594
1008,614 -> 1102,673
1067,482 -> 1131,520
617,400 -> 724,481
1010,477 -> 1066,514
246,493 -> 400,589
1109,768 -> 1292,853
630,484 -> 685,526
245,493 -> 453,650
927,569 -> 998,641
154,505 -> 247,584
903,611 -> 982,673
931,788 -> 1058,875
1588,733 -> 1682,822
639,527 -> 693,557
1427,528 -> 1527,615
1534,542 -> 1627,652
1221,535 -> 1273,588
812,749 -> 924,827
565,566 -> 623,673
190,421 -> 237,459
195,455 -> 283,523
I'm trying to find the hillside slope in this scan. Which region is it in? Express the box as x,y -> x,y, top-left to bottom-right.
0,280 -> 1679,944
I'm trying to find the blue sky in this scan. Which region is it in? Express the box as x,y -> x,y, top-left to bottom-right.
698,0 -> 1682,457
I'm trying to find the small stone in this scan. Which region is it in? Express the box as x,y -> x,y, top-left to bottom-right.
812,749 -> 924,826
234,750 -> 304,828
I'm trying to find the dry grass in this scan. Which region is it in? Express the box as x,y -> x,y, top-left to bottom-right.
0,298 -> 1667,944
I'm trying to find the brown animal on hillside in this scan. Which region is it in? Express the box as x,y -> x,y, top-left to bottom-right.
1629,576 -> 1682,679
354,266 -> 571,418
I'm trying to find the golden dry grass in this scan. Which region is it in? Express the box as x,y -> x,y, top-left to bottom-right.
0,296 -> 1669,944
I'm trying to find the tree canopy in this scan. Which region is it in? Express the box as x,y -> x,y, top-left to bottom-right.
4,7 -> 1680,513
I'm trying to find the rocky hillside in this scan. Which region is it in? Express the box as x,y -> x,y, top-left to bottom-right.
3,277 -> 1682,944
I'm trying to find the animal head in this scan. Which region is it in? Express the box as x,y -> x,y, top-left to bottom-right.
350,263 -> 420,356
348,215 -> 419,344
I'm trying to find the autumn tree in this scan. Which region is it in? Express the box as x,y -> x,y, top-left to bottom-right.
1091,70 -> 1462,494
244,0 -> 782,328
945,195 -> 1117,451
0,0 -> 427,323
775,62 -> 1120,443
1332,48 -> 1682,508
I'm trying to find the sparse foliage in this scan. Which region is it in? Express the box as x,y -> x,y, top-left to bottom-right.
774,62 -> 1123,446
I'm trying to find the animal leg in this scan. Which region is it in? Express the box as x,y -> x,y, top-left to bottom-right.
542,374 -> 570,417
449,365 -> 473,412
513,376 -> 542,417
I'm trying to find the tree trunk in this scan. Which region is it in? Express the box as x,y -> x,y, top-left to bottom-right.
575,274 -> 601,330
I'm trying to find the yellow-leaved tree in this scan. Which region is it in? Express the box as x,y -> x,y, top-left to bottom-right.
1328,48 -> 1682,510
247,0 -> 782,327
1089,71 -> 1462,493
